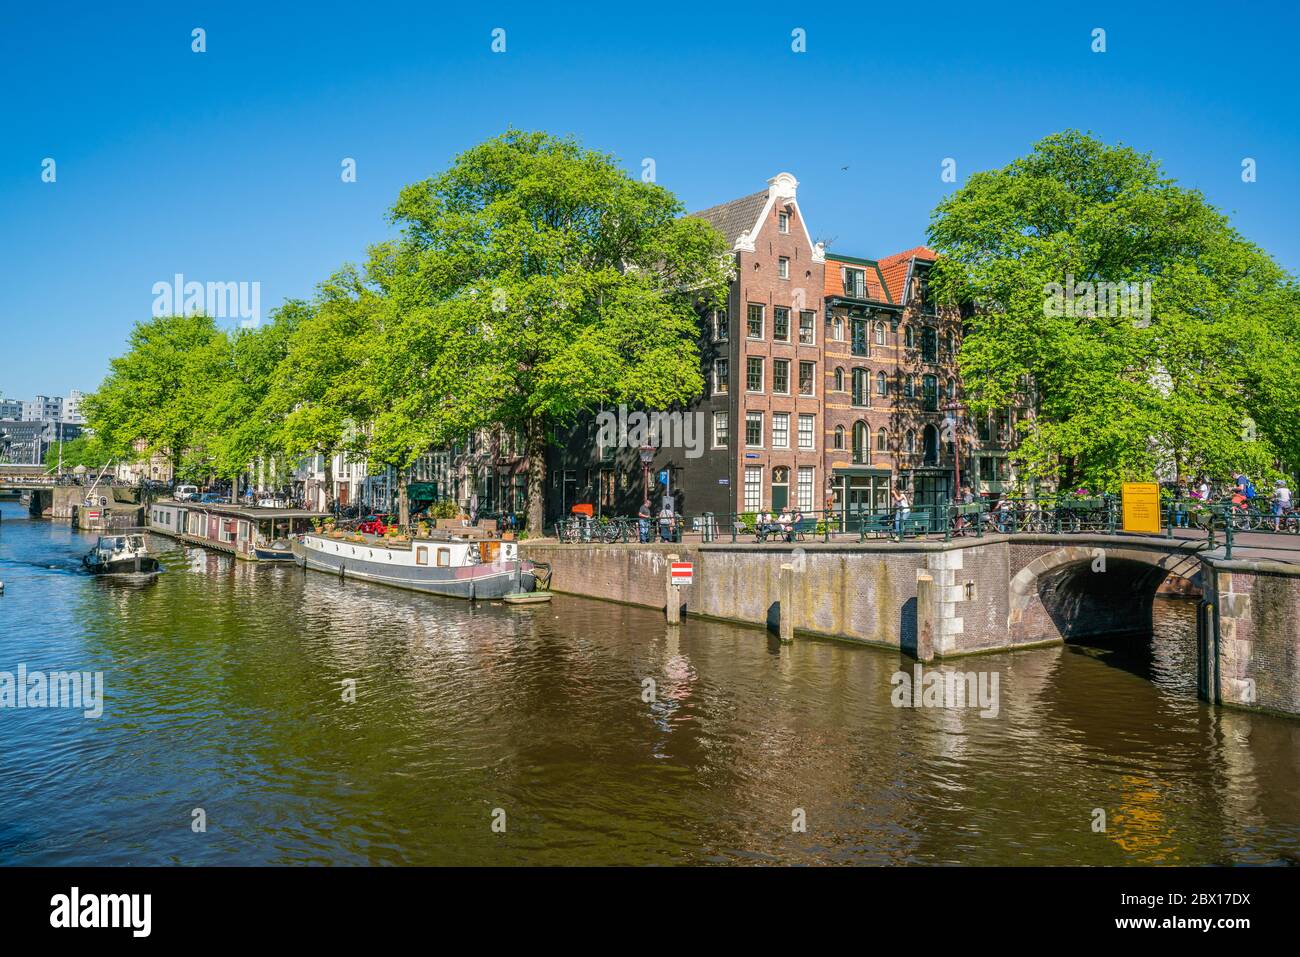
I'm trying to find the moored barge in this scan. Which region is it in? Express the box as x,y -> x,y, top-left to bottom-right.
147,500 -> 322,561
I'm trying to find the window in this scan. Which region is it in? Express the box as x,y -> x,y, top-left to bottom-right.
923,424 -> 939,465
904,375 -> 915,398
778,257 -> 790,279
921,326 -> 938,363
744,466 -> 762,510
778,211 -> 790,233
773,359 -> 790,394
851,368 -> 869,406
905,325 -> 914,349
852,421 -> 869,464
876,428 -> 888,451
799,310 -> 815,345
714,308 -> 729,341
834,367 -> 844,391
772,467 -> 789,508
875,321 -> 886,345
843,267 -> 865,297
437,548 -> 451,567
774,306 -> 790,341
797,467 -> 814,510
946,377 -> 955,400
944,330 -> 954,354
799,361 -> 815,396
922,374 -> 938,411
773,413 -> 789,449
416,546 -> 429,566
798,414 -> 815,449
834,425 -> 845,450
713,411 -> 728,448
747,303 -> 764,339
876,371 -> 887,396
832,316 -> 844,340
905,429 -> 916,454
714,358 -> 729,394
745,412 -> 763,447
746,357 -> 764,392
851,318 -> 868,356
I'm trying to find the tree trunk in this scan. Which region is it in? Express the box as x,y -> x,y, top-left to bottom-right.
324,451 -> 334,514
397,467 -> 410,527
526,413 -> 547,538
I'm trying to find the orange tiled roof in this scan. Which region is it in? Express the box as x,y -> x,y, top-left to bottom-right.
878,245 -> 936,303
823,256 -> 890,302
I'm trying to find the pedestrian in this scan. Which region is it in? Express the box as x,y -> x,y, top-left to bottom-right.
1271,478 -> 1292,530
637,499 -> 651,543
658,500 -> 676,543
788,507 -> 803,543
892,487 -> 910,539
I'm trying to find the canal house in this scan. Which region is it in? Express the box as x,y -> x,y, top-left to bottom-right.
148,500 -> 321,560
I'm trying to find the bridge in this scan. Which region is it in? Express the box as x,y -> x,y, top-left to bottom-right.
0,464 -> 58,490
522,530 -> 1300,719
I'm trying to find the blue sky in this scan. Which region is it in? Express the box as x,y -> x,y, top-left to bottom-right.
2,1 -> 1297,399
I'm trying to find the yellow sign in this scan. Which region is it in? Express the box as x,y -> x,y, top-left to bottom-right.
1121,482 -> 1162,534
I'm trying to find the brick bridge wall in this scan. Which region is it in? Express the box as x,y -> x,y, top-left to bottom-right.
520,537 -> 1299,718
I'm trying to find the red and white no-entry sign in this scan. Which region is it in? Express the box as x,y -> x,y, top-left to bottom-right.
670,561 -> 693,585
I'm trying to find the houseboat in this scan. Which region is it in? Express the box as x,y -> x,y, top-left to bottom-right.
147,500 -> 322,561
292,529 -> 543,600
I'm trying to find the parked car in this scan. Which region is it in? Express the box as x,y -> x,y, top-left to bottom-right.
356,514 -> 395,534
199,493 -> 227,504
174,484 -> 199,502
257,496 -> 288,509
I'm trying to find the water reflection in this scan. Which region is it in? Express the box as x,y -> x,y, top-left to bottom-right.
0,501 -> 1297,865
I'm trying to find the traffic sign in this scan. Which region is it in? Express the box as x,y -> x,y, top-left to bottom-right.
670,561 -> 693,586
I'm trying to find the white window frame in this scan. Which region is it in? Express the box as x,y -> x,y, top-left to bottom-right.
797,466 -> 814,511
746,356 -> 765,394
772,412 -> 790,449
772,358 -> 791,395
744,466 -> 762,511
747,303 -> 764,340
797,414 -> 815,450
713,411 -> 728,449
745,412 -> 764,448
778,211 -> 790,234
778,256 -> 790,279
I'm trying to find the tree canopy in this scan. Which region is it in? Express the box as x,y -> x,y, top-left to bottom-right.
928,130 -> 1300,492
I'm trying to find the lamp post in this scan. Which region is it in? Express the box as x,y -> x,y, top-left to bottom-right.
639,445 -> 655,504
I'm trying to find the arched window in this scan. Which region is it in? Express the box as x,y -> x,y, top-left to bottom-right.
946,377 -> 955,400
851,368 -> 869,406
877,428 -> 888,451
874,321 -> 885,345
852,421 -> 869,464
921,326 -> 938,362
876,371 -> 887,396
904,325 -> 914,348
834,367 -> 844,391
904,375 -> 915,398
922,373 -> 938,410
834,425 -> 845,450
922,424 -> 939,465
833,317 -> 844,341
944,330 -> 954,354
905,429 -> 916,453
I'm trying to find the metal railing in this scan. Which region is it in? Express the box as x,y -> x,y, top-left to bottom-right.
543,496 -> 1300,563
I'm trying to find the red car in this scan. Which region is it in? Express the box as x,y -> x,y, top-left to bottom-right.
357,514 -> 395,535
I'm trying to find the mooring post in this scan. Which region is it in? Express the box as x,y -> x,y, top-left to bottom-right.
916,570 -> 936,663
778,562 -> 795,644
665,552 -> 680,624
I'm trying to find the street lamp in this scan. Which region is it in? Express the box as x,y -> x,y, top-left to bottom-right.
639,445 -> 655,504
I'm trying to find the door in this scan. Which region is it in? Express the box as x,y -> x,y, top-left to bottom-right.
771,467 -> 789,511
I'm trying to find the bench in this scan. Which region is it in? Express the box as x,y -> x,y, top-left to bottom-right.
858,512 -> 894,540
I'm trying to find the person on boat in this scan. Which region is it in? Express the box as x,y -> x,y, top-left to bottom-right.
637,500 -> 651,543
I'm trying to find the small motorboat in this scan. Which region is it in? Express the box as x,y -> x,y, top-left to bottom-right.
253,539 -> 296,562
83,533 -> 161,575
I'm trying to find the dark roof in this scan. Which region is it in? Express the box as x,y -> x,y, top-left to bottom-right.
689,189 -> 768,246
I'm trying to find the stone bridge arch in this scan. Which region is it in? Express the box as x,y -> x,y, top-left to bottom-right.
1008,542 -> 1204,645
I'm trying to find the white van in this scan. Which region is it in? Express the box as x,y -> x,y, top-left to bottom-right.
174,484 -> 199,502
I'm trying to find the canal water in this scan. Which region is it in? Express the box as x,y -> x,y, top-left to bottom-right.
1,500 -> 1297,865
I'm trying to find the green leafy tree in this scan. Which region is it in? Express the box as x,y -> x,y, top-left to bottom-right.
43,433 -> 114,472
928,130 -> 1298,491
84,313 -> 228,481
378,130 -> 731,534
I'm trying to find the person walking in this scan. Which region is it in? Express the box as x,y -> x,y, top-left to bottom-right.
637,499 -> 651,543
892,487 -> 910,540
658,501 -> 676,543
1271,478 -> 1292,530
